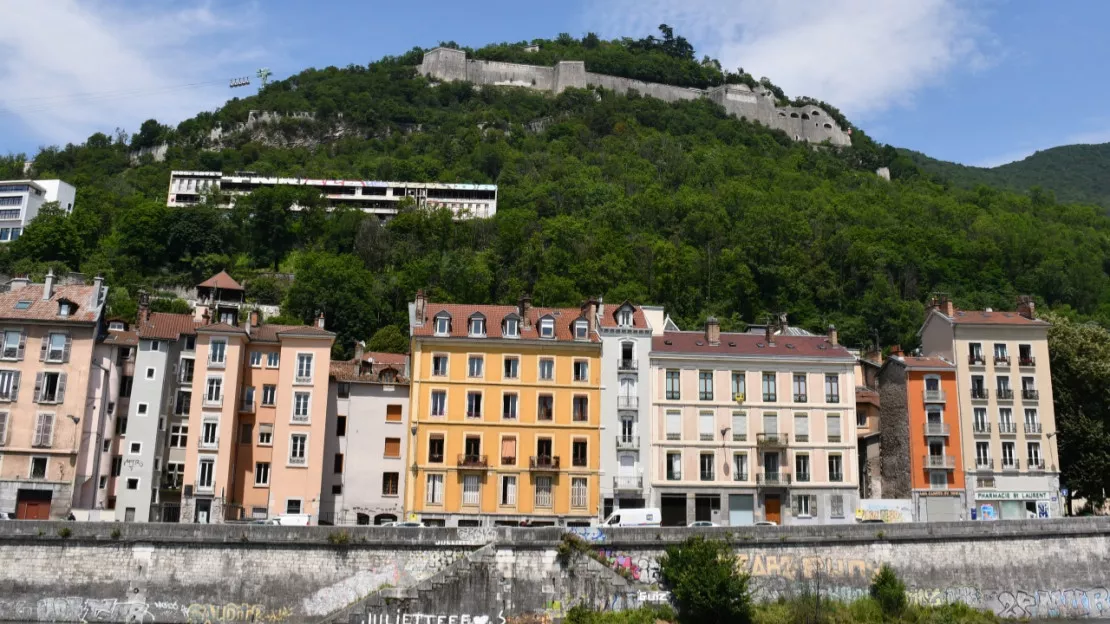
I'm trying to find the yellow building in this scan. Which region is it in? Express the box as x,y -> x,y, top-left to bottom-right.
406,292 -> 601,527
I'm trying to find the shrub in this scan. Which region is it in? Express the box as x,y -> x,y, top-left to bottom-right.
869,564 -> 907,617
327,530 -> 351,546
659,536 -> 752,624
110,528 -> 122,540
57,527 -> 72,539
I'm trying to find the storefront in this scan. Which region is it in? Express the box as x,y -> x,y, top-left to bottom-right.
973,490 -> 1055,520
914,490 -> 965,522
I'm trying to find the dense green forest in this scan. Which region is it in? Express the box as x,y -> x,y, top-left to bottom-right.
903,143 -> 1110,210
0,29 -> 1108,364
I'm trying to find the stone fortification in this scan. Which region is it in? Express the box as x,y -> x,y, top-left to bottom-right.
419,48 -> 852,147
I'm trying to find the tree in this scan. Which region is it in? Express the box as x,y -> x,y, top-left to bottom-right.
869,564 -> 907,616
368,325 -> 409,354
658,537 -> 752,624
232,186 -> 311,270
284,252 -> 380,358
9,203 -> 83,267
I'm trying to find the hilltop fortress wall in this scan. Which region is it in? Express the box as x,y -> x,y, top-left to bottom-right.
420,47 -> 852,146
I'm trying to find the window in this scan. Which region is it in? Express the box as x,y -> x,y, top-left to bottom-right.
205,377 -> 222,404
1,330 -> 22,360
762,372 -> 777,401
973,408 -> 988,433
197,458 -> 215,489
1028,442 -> 1042,469
829,454 -> 843,482
572,440 -> 588,467
292,392 -> 311,422
386,404 -> 403,422
467,355 -> 484,378
830,494 -> 845,518
618,309 -> 633,327
571,477 -> 588,508
43,333 -> 68,362
534,476 -> 553,507
795,454 -> 810,482
1019,344 -> 1035,366
1001,442 -> 1015,468
289,434 -> 308,465
856,410 -> 868,428
501,437 -> 517,465
997,375 -> 1012,399
434,314 -> 451,336
570,319 -> 588,341
573,396 -> 588,422
1025,408 -> 1039,429
975,442 -> 990,468
432,355 -> 448,376
537,394 -> 553,420
665,370 -> 681,400
502,393 -> 518,419
99,476 -> 108,489
169,425 -> 188,448
174,390 -> 191,416
994,343 -> 1009,363
32,413 -> 54,447
462,474 -> 480,506
431,390 -> 446,416
334,453 -> 344,474
666,452 -> 682,480
503,356 -> 519,380
793,494 -> 814,517
115,416 -> 128,436
337,383 -> 350,400
258,423 -> 273,446
384,437 -> 401,458
239,423 -> 253,444
120,375 -> 133,398
261,385 -> 276,406
144,367 -> 155,380
426,474 -> 444,504
296,353 -> 314,382
969,342 -> 984,364
241,386 -> 255,412
827,414 -> 841,443
794,413 -> 809,442
200,421 -> 218,447
999,408 -> 1014,432
538,358 -> 554,381
699,371 -> 714,400
111,456 -> 122,476
35,371 -> 66,404
468,315 -> 486,337
209,340 -> 226,365
699,410 -> 714,441
267,352 -> 279,367
500,475 -> 517,506
825,374 -> 840,403
125,478 -> 139,490
331,484 -> 343,496
732,411 -> 747,441
249,351 -> 262,367
666,410 -> 682,440
573,360 -> 588,382
733,453 -> 748,481
254,462 -> 270,486
793,374 -> 807,402
699,452 -> 715,481
379,369 -> 397,383
0,370 -> 19,401
178,358 -> 194,384
731,372 -> 746,400
184,335 -> 196,351
428,436 -> 445,462
539,318 -> 554,339
0,411 -> 10,445
503,317 -> 519,338
285,500 -> 302,515
382,473 -> 399,496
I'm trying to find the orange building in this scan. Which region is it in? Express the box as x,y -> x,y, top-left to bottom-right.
877,354 -> 966,522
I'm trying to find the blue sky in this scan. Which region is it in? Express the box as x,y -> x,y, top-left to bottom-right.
2,0 -> 1108,167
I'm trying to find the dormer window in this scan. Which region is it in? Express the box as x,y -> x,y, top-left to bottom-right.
503,315 -> 520,338
574,320 -> 589,340
58,302 -> 72,317
379,368 -> 397,382
434,313 -> 451,336
468,314 -> 486,337
539,317 -> 555,339
618,309 -> 632,327
109,321 -> 125,331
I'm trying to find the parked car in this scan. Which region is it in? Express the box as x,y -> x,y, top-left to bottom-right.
688,521 -> 719,527
267,514 -> 312,526
601,508 -> 662,527
384,521 -> 425,528
859,519 -> 885,524
0,512 -> 13,520
754,520 -> 778,526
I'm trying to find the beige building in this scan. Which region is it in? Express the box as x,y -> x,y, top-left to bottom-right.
920,295 -> 1061,520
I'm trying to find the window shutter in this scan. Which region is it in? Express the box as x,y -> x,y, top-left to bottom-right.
33,372 -> 43,403
56,373 -> 67,404
62,334 -> 72,363
17,332 -> 25,360
41,413 -> 54,447
11,371 -> 20,401
791,495 -> 799,515
0,412 -> 7,445
39,338 -> 47,361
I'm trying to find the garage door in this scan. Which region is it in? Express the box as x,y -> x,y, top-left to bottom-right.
729,494 -> 754,526
924,497 -> 960,522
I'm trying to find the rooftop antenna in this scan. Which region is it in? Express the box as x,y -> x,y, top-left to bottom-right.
256,68 -> 272,89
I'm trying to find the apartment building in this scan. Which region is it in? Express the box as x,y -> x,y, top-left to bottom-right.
180,310 -> 334,523
596,300 -> 663,519
321,349 -> 409,525
406,292 -> 602,527
0,272 -> 107,519
854,348 -> 882,499
877,354 -> 966,521
651,319 -> 858,527
167,171 -> 498,219
0,179 -> 76,243
920,295 -> 1061,520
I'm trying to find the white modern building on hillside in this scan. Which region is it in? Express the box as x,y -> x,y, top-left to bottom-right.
0,180 -> 77,242
167,171 -> 497,219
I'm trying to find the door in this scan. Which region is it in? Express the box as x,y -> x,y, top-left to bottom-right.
729,494 -> 754,526
195,499 -> 212,524
15,490 -> 52,519
925,497 -> 960,522
765,495 -> 781,524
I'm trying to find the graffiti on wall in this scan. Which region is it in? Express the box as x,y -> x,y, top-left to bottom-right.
568,527 -> 605,543
593,549 -> 661,583
361,611 -> 504,624
0,597 -> 293,623
737,554 -> 881,580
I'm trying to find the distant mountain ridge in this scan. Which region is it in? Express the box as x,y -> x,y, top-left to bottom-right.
902,143 -> 1110,209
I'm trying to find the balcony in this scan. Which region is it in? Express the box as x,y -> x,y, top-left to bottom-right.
294,375 -> 312,385
757,471 -> 791,487
618,359 -> 638,372
973,422 -> 991,435
1019,356 -> 1036,367
763,394 -> 777,402
968,354 -> 986,366
666,471 -> 682,481
198,436 -> 219,450
1028,458 -> 1046,471
1024,422 -> 1043,435
618,396 -> 639,409
923,455 -> 956,469
457,454 -> 489,469
998,422 -> 1018,435
572,456 -> 588,467
794,393 -> 808,403
795,472 -> 810,483
826,394 -> 840,404
615,436 -> 639,450
756,433 -> 789,448
1022,389 -> 1039,401
923,389 -> 946,403
1001,459 -> 1020,471
994,355 -> 1011,366
160,475 -> 182,491
239,402 -> 255,414
529,455 -> 561,471
208,358 -> 226,369
733,472 -> 749,482
830,472 -> 844,482
289,456 -> 307,466
924,423 -> 950,436
613,476 -> 642,491
996,388 -> 1014,401
502,411 -> 518,420
501,456 -> 516,466
976,458 -> 994,470
428,453 -> 444,464
970,388 -> 989,400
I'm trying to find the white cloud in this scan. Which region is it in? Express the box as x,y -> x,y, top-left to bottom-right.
584,0 -> 993,120
0,0 -> 267,147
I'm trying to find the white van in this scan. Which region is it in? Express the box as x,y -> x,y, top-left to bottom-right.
601,508 -> 661,527
266,514 -> 312,526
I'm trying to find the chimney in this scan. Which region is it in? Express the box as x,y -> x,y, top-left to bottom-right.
827,324 -> 838,347
316,311 -> 326,330
42,268 -> 55,301
93,274 -> 104,306
777,312 -> 789,334
519,294 -> 533,329
355,340 -> 365,361
705,316 -> 720,346
764,323 -> 774,345
941,296 -> 954,317
597,296 -> 605,319
414,290 -> 427,327
9,275 -> 29,291
889,344 -> 903,357
138,289 -> 151,324
863,346 -> 882,365
249,309 -> 260,328
1017,295 -> 1036,320
583,297 -> 599,333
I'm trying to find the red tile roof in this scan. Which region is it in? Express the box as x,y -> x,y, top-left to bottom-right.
653,330 -> 854,360
941,309 -> 1048,326
197,270 -> 243,291
103,330 -> 138,347
330,352 -> 409,383
196,322 -> 244,334
136,312 -> 199,340
597,301 -> 649,329
897,355 -> 955,370
249,323 -> 334,342
413,303 -> 600,343
0,284 -> 103,324
856,387 -> 880,405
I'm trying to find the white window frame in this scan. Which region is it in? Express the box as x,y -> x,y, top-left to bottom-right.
29,456 -> 48,479
500,475 -> 517,506
430,389 -> 447,417
45,332 -> 67,363
467,354 -> 484,378
574,320 -> 588,340
249,351 -> 262,367
426,473 -> 445,504
538,358 -> 554,381
204,376 -> 223,405
209,339 -> 227,365
432,353 -> 449,377
468,316 -> 486,337
571,477 -> 588,508
261,384 -> 276,406
573,359 -> 588,382
258,423 -> 273,447
136,402 -> 148,416
129,441 -> 142,456
295,352 -> 314,383
125,477 -> 140,490
266,351 -> 280,368
197,457 -> 216,491
503,356 -> 520,380
1,330 -> 21,360
288,433 -> 309,466
254,462 -> 270,486
285,499 -> 303,515
503,318 -> 519,338
434,315 -> 451,336
539,318 -> 554,339
292,390 -> 311,423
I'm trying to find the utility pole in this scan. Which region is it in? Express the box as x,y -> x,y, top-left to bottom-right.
256,68 -> 272,89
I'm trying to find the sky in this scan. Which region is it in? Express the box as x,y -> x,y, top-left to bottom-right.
1,0 -> 1108,167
